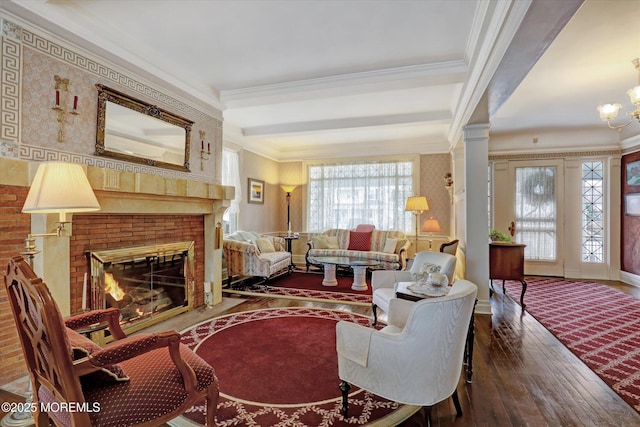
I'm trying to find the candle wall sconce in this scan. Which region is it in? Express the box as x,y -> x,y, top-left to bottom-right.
52,75 -> 79,142
199,130 -> 211,170
444,172 -> 454,203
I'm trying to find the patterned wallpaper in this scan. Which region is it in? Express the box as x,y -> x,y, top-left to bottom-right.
0,16 -> 222,184
419,153 -> 452,236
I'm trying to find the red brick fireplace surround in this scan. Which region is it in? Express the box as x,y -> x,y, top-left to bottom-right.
69,214 -> 205,314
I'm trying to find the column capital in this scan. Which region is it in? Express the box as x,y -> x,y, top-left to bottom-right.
462,123 -> 491,141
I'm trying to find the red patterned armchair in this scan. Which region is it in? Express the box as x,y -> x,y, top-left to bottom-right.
4,255 -> 219,427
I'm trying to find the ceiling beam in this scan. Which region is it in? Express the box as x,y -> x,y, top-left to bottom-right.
222,61 -> 467,108
242,111 -> 451,137
487,0 -> 584,117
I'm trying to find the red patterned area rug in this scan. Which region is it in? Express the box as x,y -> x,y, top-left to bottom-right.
223,272 -> 372,307
170,308 -> 418,426
503,278 -> 640,413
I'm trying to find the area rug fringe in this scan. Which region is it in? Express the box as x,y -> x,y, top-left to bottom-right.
503,278 -> 640,414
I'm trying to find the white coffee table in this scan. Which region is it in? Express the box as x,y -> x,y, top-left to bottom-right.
307,256 -> 380,290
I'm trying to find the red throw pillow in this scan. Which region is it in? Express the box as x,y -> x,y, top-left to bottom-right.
348,231 -> 372,251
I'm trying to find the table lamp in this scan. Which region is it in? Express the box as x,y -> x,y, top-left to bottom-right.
422,217 -> 441,250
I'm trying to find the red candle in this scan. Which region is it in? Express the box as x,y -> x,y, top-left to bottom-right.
73,95 -> 78,110
201,140 -> 204,150
207,143 -> 210,153
55,90 -> 60,106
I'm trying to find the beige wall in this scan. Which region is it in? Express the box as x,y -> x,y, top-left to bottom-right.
238,150 -> 281,232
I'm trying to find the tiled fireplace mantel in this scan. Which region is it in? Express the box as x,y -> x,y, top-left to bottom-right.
5,158 -> 234,317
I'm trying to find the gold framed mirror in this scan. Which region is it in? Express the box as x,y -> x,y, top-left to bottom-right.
95,84 -> 193,171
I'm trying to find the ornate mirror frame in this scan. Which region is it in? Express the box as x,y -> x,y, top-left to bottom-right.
95,84 -> 193,171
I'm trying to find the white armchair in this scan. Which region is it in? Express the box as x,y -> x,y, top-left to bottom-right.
371,251 -> 456,325
336,279 -> 477,422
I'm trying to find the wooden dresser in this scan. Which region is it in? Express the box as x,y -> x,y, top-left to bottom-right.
489,242 -> 527,307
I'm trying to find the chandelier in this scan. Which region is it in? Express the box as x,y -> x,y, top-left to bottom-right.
597,58 -> 640,131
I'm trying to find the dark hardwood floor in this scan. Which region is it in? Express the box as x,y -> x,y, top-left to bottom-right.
2,277 -> 639,426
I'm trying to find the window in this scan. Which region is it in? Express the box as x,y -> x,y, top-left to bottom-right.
222,149 -> 241,234
581,161 -> 604,263
307,161 -> 414,232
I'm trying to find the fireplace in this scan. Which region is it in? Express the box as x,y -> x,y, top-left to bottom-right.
88,241 -> 195,340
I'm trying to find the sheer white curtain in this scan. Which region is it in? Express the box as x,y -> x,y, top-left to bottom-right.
307,161 -> 413,232
515,166 -> 556,261
222,149 -> 241,233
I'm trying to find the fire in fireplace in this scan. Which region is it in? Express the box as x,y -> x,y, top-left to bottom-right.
88,241 -> 194,331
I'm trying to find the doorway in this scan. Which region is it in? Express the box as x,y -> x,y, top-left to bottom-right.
493,159 -> 565,277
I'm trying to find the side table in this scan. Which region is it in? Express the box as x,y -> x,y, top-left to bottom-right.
281,233 -> 299,270
489,242 -> 527,307
395,282 -> 476,383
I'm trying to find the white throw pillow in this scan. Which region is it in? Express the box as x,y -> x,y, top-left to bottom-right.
256,237 -> 275,253
325,236 -> 340,249
382,238 -> 398,253
312,236 -> 329,249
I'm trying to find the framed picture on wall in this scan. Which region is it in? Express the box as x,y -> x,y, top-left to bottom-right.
626,160 -> 640,186
625,193 -> 640,216
248,178 -> 265,204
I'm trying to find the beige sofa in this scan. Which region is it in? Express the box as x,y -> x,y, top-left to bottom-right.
223,231 -> 291,286
306,228 -> 410,271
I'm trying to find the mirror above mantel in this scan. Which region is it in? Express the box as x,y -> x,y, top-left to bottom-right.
95,84 -> 193,171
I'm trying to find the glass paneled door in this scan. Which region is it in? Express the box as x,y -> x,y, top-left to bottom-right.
508,160 -> 564,276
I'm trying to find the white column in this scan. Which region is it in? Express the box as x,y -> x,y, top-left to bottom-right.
463,123 -> 491,315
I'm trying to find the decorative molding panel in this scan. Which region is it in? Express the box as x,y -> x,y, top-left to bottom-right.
103,169 -> 120,191
165,178 -> 178,196
489,149 -> 622,161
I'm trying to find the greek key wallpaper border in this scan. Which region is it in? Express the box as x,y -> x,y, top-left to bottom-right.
0,16 -> 220,184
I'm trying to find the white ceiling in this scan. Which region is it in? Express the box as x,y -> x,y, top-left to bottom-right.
4,0 -> 640,161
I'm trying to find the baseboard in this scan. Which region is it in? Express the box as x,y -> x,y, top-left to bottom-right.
620,270 -> 640,288
475,298 -> 492,315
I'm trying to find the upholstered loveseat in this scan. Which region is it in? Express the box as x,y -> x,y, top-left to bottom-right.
306,228 -> 410,271
223,231 -> 292,286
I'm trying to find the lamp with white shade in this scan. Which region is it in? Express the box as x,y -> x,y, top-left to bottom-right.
405,195 -> 429,249
21,162 -> 100,264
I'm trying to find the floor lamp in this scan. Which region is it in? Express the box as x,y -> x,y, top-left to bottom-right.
405,195 -> 429,253
281,185 -> 297,234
